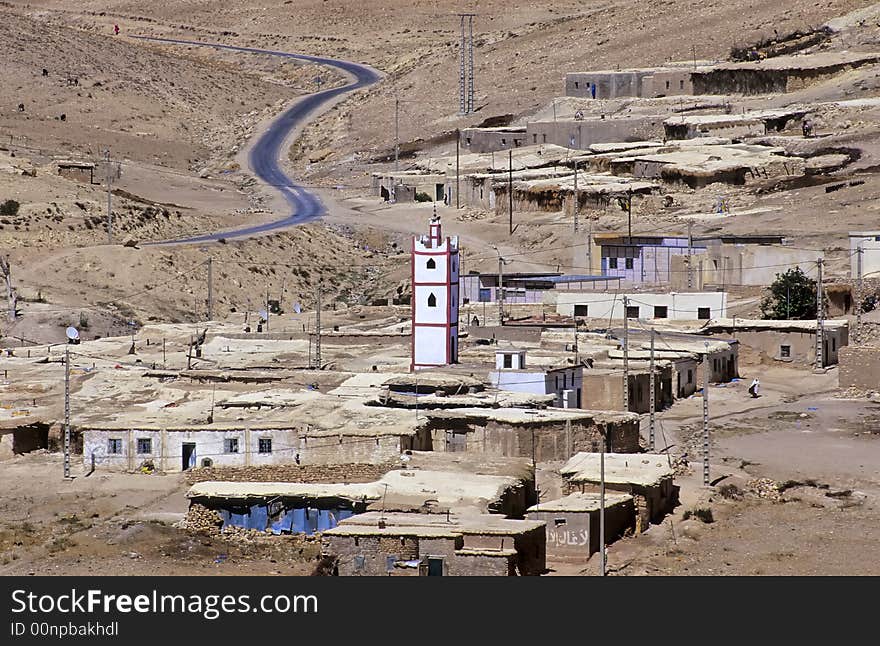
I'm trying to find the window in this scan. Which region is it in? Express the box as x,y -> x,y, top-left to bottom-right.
533,134 -> 538,144
832,338 -> 836,352
542,134 -> 547,143
574,81 -> 580,89
136,438 -> 152,455
224,438 -> 239,454
626,305 -> 640,319
609,257 -> 618,269
653,306 -> 668,319
780,344 -> 791,358
503,353 -> 512,369
574,304 -> 589,317
687,369 -> 693,384
625,257 -> 634,270
501,138 -> 507,145
563,373 -> 567,389
427,293 -> 437,307
697,307 -> 711,320
258,438 -> 272,454
108,438 -> 122,455
426,258 -> 436,269
466,137 -> 472,145
679,79 -> 685,89
666,80 -> 670,89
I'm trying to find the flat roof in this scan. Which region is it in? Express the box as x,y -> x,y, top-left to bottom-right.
527,492 -> 633,513
560,452 -> 674,487
329,511 -> 545,536
703,317 -> 848,332
425,407 -> 638,425
187,469 -> 523,511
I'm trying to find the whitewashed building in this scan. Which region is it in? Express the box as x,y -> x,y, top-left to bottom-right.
412,216 -> 460,370
554,291 -> 727,320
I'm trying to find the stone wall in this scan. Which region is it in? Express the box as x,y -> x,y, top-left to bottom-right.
839,345 -> 880,390
185,462 -> 396,486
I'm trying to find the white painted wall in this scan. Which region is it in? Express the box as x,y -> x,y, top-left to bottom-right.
555,291 -> 727,320
414,326 -> 449,366
82,428 -> 298,472
412,221 -> 459,369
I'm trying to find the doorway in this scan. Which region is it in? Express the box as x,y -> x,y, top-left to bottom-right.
427,557 -> 444,576
182,443 -> 196,471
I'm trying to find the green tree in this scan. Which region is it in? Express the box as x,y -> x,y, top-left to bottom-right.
760,267 -> 817,320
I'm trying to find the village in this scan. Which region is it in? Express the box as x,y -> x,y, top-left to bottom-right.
2,1 -> 880,577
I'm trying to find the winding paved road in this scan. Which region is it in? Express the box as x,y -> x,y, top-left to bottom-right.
134,36 -> 382,245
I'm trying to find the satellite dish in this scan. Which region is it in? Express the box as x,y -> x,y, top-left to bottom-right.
293,302 -> 302,314
259,309 -> 268,322
65,327 -> 80,343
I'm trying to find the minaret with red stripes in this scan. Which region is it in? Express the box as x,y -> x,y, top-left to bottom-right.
411,214 -> 459,371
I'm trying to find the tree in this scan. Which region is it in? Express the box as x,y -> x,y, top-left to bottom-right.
760,267 -> 817,320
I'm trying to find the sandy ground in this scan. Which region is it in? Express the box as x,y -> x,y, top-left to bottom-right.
2,2 -> 880,576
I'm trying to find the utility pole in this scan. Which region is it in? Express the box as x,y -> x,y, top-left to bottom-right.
622,296 -> 630,412
498,253 -> 505,325
206,257 -> 214,321
508,149 -> 514,236
265,285 -> 270,333
702,342 -> 710,487
815,257 -> 825,369
394,96 -> 400,172
687,220 -> 694,290
104,149 -> 113,243
573,160 -> 579,234
855,246 -> 863,345
0,255 -> 16,321
599,429 -> 606,577
64,347 -> 71,479
313,283 -> 322,369
626,188 -> 633,243
467,14 -> 475,113
649,328 -> 656,451
455,128 -> 461,209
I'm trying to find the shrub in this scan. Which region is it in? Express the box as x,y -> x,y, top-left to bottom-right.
684,507 -> 714,523
0,200 -> 20,216
414,192 -> 433,203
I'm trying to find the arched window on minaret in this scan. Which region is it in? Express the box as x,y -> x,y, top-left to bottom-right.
427,293 -> 437,307
426,258 -> 436,269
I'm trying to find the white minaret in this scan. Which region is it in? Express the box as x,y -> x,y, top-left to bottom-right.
411,213 -> 459,371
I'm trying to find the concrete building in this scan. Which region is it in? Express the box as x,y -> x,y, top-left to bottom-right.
322,512 -> 547,576
526,492 -> 635,560
489,349 -> 584,408
560,452 -> 678,529
663,109 -> 806,141
460,272 -> 622,306
56,160 -> 96,184
554,291 -> 728,321
186,466 -> 534,534
81,423 -> 431,472
423,407 -> 641,461
592,233 -> 815,288
849,231 -> 880,280
459,126 -> 527,153
412,216 -> 460,370
371,171 -> 446,202
525,116 -> 664,150
702,318 -> 848,367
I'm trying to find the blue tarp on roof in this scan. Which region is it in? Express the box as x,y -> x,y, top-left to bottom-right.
222,504 -> 355,535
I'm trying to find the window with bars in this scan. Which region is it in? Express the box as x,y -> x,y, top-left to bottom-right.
224,438 -> 239,454
258,438 -> 272,454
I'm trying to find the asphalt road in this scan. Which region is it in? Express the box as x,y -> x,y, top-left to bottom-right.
133,36 -> 381,245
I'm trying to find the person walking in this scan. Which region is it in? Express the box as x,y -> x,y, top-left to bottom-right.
748,378 -> 760,398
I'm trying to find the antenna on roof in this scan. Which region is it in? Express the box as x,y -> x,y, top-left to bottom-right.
65,326 -> 80,344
